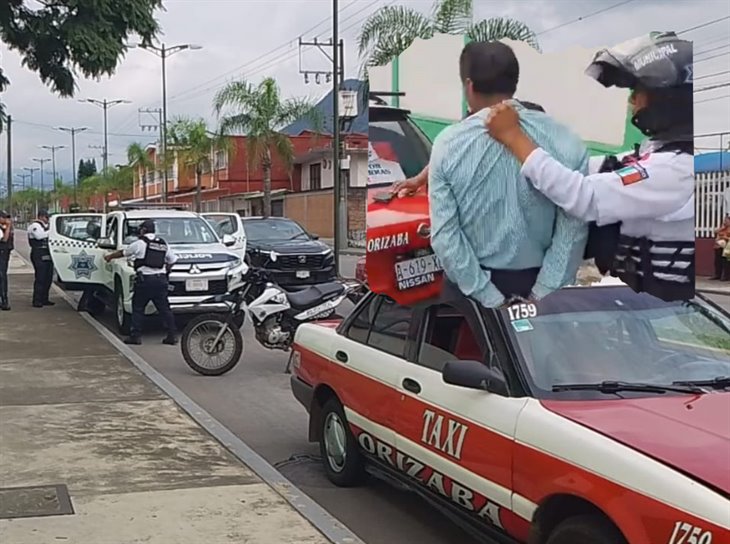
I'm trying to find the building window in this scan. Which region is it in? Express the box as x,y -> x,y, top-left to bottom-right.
309,163 -> 322,190
214,150 -> 227,170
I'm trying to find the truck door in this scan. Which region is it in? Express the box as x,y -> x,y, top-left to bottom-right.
49,213 -> 107,290
201,212 -> 246,255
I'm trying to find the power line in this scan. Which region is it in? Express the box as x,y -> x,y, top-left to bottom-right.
678,15 -> 730,35
695,94 -> 730,105
696,70 -> 730,81
168,0 -> 385,106
695,82 -> 730,93
13,119 -> 148,138
167,0 -> 376,104
696,43 -> 730,57
696,51 -> 730,64
535,0 -> 635,36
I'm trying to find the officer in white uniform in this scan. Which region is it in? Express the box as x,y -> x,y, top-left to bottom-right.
486,31 -> 694,302
104,219 -> 178,345
28,209 -> 55,308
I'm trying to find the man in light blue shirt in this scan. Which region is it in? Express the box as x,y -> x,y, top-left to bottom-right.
429,41 -> 589,308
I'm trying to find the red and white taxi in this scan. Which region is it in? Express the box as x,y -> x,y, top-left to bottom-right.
290,283 -> 730,544
366,101 -> 444,306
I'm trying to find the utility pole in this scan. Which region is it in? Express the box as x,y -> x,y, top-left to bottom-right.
58,126 -> 87,205
139,107 -> 163,201
80,98 -> 130,172
135,43 -> 202,202
4,115 -> 10,215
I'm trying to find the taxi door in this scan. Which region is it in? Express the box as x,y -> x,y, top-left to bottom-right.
391,299 -> 528,537
49,213 -> 108,290
201,212 -> 246,255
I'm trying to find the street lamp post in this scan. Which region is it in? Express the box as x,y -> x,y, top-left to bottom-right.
80,98 -> 130,172
40,145 -> 65,191
135,42 -> 202,202
58,127 -> 88,205
32,157 -> 51,207
23,167 -> 40,217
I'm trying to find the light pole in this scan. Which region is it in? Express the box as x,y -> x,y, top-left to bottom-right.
23,167 -> 40,217
58,127 -> 88,205
41,144 -> 66,190
332,0 -> 341,274
80,98 -> 130,172
135,42 -> 202,202
15,173 -> 30,190
32,158 -> 51,208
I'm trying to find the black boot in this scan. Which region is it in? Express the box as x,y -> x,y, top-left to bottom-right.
123,336 -> 142,345
0,298 -> 9,311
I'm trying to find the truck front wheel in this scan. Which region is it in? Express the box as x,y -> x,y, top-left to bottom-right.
114,283 -> 132,336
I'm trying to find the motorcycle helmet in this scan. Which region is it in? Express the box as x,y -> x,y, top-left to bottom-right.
584,31 -> 693,137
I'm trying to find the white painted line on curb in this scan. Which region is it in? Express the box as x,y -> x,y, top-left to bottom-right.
20,251 -> 364,544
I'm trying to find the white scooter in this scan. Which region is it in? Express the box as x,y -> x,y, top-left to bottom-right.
180,251 -> 364,376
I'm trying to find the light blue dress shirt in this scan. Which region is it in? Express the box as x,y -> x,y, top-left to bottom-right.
428,102 -> 589,308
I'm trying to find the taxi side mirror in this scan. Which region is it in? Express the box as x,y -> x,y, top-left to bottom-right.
97,237 -> 115,250
222,234 -> 236,247
442,360 -> 508,396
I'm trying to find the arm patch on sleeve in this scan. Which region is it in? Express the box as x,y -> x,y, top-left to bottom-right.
615,163 -> 649,186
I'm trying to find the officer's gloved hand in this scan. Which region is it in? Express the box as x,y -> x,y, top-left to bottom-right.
598,155 -> 621,173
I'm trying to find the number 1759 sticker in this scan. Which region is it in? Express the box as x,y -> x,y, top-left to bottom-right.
506,303 -> 537,321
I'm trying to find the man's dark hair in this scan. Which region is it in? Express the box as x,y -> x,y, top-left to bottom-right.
0,210 -> 10,219
459,41 -> 519,96
140,219 -> 156,234
38,209 -> 49,218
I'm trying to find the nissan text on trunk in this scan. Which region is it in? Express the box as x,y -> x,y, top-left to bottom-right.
49,207 -> 247,335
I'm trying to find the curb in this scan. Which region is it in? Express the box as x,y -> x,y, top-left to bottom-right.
697,288 -> 730,297
17,251 -> 364,544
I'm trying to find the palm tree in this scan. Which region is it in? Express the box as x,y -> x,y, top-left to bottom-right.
167,118 -> 227,212
213,77 -> 320,218
127,142 -> 155,201
358,0 -> 540,69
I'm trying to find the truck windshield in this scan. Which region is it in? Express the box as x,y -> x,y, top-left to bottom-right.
123,217 -> 219,245
501,287 -> 730,396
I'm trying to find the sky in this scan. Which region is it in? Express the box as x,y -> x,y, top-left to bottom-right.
1,0 -> 729,192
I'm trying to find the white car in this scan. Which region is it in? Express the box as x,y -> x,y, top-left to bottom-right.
49,208 -> 248,334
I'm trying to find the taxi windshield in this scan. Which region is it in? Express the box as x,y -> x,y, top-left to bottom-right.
502,287 -> 730,395
123,217 -> 218,245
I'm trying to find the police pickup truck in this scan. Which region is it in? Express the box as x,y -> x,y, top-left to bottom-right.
49,206 -> 247,334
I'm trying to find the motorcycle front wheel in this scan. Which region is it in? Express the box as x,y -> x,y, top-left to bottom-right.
181,313 -> 243,376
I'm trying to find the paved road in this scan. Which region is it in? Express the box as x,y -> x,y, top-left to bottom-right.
14,237 -> 478,544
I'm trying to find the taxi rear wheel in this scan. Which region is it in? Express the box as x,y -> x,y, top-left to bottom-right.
546,514 -> 626,544
318,398 -> 364,487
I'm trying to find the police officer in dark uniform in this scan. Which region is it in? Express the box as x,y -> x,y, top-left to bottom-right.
487,31 -> 694,302
27,209 -> 55,308
104,219 -> 178,345
0,210 -> 14,311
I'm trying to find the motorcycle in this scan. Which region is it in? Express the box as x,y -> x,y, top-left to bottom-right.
180,250 -> 365,376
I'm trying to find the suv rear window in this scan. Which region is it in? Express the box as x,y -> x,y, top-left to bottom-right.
369,106 -> 432,184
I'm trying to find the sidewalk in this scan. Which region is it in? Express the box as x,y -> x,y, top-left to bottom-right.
697,277 -> 730,296
0,255 -> 333,543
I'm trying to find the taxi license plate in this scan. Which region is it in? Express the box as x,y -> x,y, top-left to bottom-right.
185,279 -> 209,292
395,254 -> 442,287
296,270 -> 311,279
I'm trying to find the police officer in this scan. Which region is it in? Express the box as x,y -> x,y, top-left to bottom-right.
0,210 -> 14,310
486,31 -> 694,302
28,209 -> 55,308
104,219 -> 178,345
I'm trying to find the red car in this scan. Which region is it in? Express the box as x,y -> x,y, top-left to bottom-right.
290,283 -> 730,544
365,102 -> 443,306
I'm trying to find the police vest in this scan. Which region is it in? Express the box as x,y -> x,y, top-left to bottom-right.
0,227 -> 13,251
28,221 -> 49,251
133,237 -> 168,270
585,140 -> 695,302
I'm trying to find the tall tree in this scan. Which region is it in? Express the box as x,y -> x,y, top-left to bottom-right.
358,0 -> 540,69
0,0 -> 162,126
167,118 -> 227,213
213,77 -> 320,218
127,142 -> 155,201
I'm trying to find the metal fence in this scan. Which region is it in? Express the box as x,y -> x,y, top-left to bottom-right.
696,171 -> 730,238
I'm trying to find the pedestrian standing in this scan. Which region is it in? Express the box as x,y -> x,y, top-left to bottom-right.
712,217 -> 730,281
103,219 -> 178,345
0,210 -> 14,311
27,209 -> 55,308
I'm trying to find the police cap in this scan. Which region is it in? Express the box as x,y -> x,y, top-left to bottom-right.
140,219 -> 156,233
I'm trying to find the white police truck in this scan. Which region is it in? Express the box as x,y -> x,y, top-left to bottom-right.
49,205 -> 248,335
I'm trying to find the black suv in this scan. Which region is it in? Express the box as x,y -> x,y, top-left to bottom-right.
243,216 -> 336,286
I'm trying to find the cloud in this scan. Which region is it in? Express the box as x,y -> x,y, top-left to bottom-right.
1,0 -> 728,188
